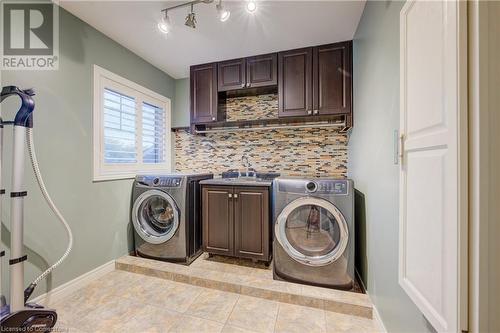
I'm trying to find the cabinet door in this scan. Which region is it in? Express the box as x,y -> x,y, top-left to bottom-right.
246,53 -> 277,88
202,186 -> 234,256
233,187 -> 269,261
190,63 -> 218,123
313,42 -> 352,115
218,58 -> 246,91
278,47 -> 313,117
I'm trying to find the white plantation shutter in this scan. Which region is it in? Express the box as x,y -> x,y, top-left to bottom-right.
142,102 -> 166,164
93,65 -> 171,181
103,88 -> 137,164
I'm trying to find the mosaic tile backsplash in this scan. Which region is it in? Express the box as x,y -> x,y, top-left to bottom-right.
175,94 -> 348,178
224,94 -> 278,122
175,128 -> 348,178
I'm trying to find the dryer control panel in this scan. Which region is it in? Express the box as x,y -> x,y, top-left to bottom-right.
317,180 -> 348,195
277,179 -> 349,195
136,175 -> 182,187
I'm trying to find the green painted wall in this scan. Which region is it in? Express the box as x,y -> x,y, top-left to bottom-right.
349,1 -> 431,332
0,7 -> 175,299
173,78 -> 190,128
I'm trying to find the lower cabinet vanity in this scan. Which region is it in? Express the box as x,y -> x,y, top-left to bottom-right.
201,184 -> 272,263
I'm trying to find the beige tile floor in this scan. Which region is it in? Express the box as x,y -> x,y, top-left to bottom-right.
52,270 -> 380,333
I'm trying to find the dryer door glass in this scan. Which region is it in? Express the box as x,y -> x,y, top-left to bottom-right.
140,195 -> 175,233
276,197 -> 349,266
132,190 -> 180,244
285,205 -> 340,257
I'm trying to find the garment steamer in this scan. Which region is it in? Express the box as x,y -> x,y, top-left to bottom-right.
0,86 -> 73,331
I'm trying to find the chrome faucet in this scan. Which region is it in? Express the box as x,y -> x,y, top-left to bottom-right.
242,155 -> 249,168
241,155 -> 255,178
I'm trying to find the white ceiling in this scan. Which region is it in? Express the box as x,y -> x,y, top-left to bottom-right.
60,1 -> 366,79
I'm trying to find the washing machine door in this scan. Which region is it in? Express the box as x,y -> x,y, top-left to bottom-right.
275,196 -> 349,267
132,189 -> 180,245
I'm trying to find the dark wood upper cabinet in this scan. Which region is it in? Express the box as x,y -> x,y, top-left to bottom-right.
313,41 -> 352,115
190,63 -> 218,123
246,54 -> 277,88
218,55 -> 277,91
202,186 -> 234,256
278,47 -> 313,117
218,58 -> 246,91
233,187 -> 269,260
190,40 -> 353,129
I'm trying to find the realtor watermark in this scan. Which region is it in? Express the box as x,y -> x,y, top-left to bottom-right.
1,1 -> 59,70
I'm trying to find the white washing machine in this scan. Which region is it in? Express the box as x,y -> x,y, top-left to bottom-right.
272,178 -> 355,289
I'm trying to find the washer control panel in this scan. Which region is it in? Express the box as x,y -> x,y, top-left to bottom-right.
316,180 -> 348,195
136,176 -> 182,187
278,179 -> 349,195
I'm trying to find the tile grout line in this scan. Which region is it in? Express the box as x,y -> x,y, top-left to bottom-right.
183,285 -> 207,317
113,293 -> 163,332
323,305 -> 328,333
173,312 -> 225,333
182,288 -> 241,327
222,296 -> 278,333
223,292 -> 241,328
273,303 -> 281,333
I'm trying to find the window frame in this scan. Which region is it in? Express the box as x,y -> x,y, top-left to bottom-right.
93,65 -> 172,181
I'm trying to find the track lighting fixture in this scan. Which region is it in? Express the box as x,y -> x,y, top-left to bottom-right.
160,0 -> 255,34
216,0 -> 230,22
157,11 -> 171,34
246,0 -> 257,13
185,4 -> 197,29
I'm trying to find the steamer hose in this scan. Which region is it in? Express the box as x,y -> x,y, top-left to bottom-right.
23,128 -> 73,302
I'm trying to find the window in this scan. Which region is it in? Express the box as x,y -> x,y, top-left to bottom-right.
93,65 -> 171,181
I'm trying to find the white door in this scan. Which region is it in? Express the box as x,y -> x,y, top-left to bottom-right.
399,1 -> 468,332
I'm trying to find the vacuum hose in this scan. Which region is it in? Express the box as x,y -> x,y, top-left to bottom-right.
24,128 -> 73,302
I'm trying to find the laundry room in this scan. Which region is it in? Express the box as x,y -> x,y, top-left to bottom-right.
0,1 -> 498,333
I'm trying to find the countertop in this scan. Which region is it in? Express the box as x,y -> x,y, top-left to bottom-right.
199,177 -> 273,187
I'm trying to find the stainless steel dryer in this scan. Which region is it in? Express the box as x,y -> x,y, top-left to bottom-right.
132,173 -> 213,264
272,178 -> 354,289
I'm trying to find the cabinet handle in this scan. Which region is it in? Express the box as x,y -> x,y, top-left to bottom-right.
307,110 -> 312,115
234,193 -> 238,199
228,193 -> 233,198
212,117 -> 216,121
314,110 -> 319,115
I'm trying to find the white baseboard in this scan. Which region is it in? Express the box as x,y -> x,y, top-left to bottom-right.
32,260 -> 115,306
372,303 -> 387,333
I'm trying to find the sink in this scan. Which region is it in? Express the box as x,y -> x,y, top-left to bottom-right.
218,177 -> 270,183
221,170 -> 280,181
200,172 -> 280,187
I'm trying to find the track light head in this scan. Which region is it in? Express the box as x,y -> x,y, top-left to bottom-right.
185,4 -> 197,29
158,11 -> 171,34
185,12 -> 197,28
217,0 -> 230,22
246,0 -> 257,13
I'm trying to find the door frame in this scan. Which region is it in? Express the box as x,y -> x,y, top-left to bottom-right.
468,1 -> 499,332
